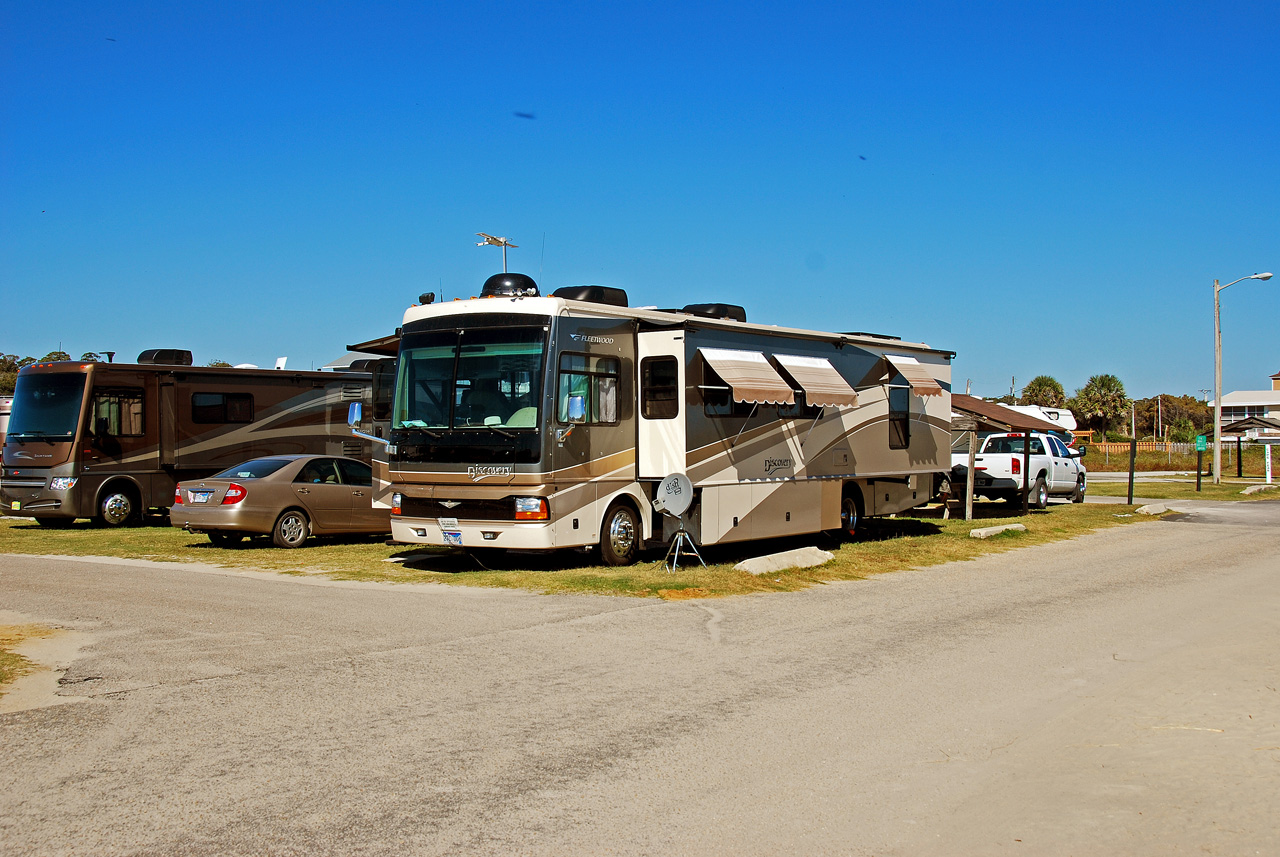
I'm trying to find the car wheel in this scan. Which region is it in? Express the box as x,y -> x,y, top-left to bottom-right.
272,509 -> 310,548
1032,476 -> 1048,509
599,502 -> 639,566
35,516 -> 76,528
209,532 -> 246,548
839,489 -> 863,540
98,487 -> 139,527
1072,477 -> 1086,503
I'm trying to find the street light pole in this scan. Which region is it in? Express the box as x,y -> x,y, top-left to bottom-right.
1213,271 -> 1273,484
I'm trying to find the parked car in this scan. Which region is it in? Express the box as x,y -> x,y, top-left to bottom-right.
950,431 -> 1087,507
172,454 -> 389,548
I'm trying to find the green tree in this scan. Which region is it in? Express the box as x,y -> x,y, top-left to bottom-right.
1167,417 -> 1198,444
1020,375 -> 1066,408
80,352 -> 102,362
205,359 -> 233,368
1070,374 -> 1129,434
1,354 -> 37,395
40,350 -> 71,362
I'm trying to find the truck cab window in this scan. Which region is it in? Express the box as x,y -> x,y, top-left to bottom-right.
557,354 -> 619,425
91,389 -> 144,437
888,387 -> 910,449
641,357 -> 679,420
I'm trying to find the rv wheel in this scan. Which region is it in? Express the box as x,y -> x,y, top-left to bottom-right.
599,502 -> 639,566
839,490 -> 863,540
272,510 -> 310,548
98,487 -> 139,527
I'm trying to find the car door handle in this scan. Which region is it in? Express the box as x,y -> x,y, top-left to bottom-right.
352,491 -> 365,497
296,488 -> 310,494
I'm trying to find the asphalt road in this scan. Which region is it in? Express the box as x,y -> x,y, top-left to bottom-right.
3,500 -> 1278,856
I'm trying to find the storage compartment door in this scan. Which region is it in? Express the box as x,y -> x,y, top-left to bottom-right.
637,331 -> 686,478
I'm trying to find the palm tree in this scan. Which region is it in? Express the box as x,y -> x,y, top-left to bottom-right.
1071,374 -> 1129,434
1020,375 -> 1066,408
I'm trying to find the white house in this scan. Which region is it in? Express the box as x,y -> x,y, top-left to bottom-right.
1220,369 -> 1280,437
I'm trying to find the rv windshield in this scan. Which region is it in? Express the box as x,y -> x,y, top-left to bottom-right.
6,373 -> 87,440
393,327 -> 546,432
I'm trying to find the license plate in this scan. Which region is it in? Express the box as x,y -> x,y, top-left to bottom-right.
443,530 -> 463,547
191,491 -> 214,504
10,501 -> 20,511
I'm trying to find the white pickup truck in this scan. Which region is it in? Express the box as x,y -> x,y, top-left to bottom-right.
950,431 -> 1087,507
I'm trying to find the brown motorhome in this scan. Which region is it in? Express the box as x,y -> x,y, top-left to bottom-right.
354,274 -> 954,564
1,351 -> 379,526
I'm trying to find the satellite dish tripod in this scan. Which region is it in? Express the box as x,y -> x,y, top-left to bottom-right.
652,472 -> 705,572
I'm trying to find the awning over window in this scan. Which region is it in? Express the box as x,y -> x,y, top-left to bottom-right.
773,354 -> 858,408
699,348 -> 795,405
885,355 -> 944,397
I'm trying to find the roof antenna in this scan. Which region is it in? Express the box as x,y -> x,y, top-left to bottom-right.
476,233 -> 518,272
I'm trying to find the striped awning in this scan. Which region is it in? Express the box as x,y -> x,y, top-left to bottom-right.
774,354 -> 858,408
885,355 -> 944,397
699,348 -> 795,405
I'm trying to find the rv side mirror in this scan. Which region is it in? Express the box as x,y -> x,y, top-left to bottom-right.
347,402 -> 363,428
567,395 -> 587,424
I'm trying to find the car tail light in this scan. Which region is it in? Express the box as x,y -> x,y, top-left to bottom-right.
174,486 -> 184,505
222,483 -> 247,505
392,493 -> 402,516
514,497 -> 549,521
1011,458 -> 1020,475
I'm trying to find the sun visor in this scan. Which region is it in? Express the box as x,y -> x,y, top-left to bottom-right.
885,355 -> 944,397
774,354 -> 858,408
699,348 -> 795,405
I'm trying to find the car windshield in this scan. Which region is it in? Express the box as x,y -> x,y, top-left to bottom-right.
213,458 -> 292,479
7,373 -> 87,439
393,326 -> 546,431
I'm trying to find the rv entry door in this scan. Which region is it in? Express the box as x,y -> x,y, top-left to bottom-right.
637,331 -> 686,478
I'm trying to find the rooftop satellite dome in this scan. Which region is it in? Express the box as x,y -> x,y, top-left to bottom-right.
480,273 -> 539,298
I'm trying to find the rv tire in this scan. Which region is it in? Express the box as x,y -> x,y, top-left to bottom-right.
97,486 -> 140,527
839,488 -> 863,540
599,501 -> 640,566
272,509 -> 310,549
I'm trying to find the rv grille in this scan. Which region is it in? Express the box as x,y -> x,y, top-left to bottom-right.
401,496 -> 517,522
342,442 -> 364,458
340,384 -> 365,401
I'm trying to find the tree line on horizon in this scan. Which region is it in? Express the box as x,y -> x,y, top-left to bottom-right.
1,352 -> 231,395
996,374 -> 1212,443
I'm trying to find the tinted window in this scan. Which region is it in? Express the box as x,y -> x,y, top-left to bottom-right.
557,353 -> 620,425
7,373 -> 86,439
213,458 -> 291,479
91,388 -> 144,437
337,459 -> 373,486
296,459 -> 341,484
889,387 -> 910,449
703,364 -> 756,418
192,392 -> 254,423
641,357 -> 679,420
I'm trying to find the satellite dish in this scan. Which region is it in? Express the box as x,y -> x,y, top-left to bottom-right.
653,472 -> 693,517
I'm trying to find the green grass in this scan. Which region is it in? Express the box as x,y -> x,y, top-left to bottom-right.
1,502 -> 1163,599
1084,445 -> 1275,474
1087,480 -> 1279,502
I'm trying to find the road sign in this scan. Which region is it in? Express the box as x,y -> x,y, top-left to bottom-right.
1195,435 -> 1207,452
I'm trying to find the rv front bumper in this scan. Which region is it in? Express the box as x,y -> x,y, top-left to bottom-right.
1,471 -> 84,519
391,516 -> 557,550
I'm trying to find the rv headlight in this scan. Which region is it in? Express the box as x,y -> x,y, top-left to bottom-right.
49,477 -> 78,491
514,497 -> 549,521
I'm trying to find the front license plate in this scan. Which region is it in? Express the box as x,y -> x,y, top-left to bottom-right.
191,491 -> 214,504
443,530 -> 463,547
10,501 -> 20,511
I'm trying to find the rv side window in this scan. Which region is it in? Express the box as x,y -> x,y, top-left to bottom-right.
702,365 -> 755,418
90,388 -> 144,437
557,353 -> 619,425
888,387 -> 910,449
778,392 -> 821,420
192,393 -> 255,424
641,357 -> 679,420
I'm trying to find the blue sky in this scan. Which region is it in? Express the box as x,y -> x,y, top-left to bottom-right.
2,1 -> 1276,398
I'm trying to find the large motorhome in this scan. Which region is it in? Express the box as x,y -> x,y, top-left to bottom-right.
2,351 -> 378,526
355,274 -> 953,564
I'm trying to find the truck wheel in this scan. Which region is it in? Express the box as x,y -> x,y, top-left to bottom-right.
840,488 -> 863,540
98,487 -> 139,527
272,509 -> 310,548
599,502 -> 639,566
1032,476 -> 1048,509
1071,477 -> 1086,503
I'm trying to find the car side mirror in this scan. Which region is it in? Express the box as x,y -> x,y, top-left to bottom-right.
347,402 -> 362,428
567,395 -> 587,424
1072,446 -> 1086,458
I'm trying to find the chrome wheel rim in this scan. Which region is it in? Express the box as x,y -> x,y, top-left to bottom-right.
102,494 -> 132,525
608,512 -> 635,557
841,498 -> 858,533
